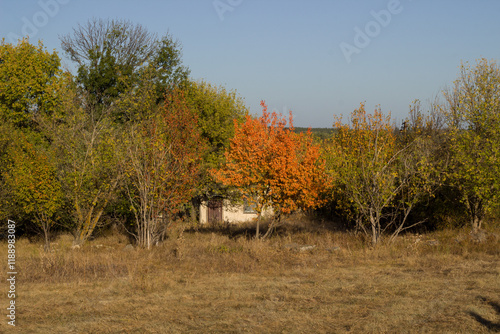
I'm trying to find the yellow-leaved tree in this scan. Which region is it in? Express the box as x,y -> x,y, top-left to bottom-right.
3,131 -> 63,251
444,58 -> 500,231
326,103 -> 401,245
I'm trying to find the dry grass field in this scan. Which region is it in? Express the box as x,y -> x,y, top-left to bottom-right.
0,219 -> 499,333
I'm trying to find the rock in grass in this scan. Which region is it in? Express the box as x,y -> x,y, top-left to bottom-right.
283,243 -> 318,252
426,240 -> 439,246
298,245 -> 316,252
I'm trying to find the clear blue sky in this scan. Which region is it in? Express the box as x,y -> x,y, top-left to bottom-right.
1,0 -> 499,127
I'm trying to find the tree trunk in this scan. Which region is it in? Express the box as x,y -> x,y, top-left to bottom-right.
472,215 -> 482,233
255,212 -> 261,239
467,196 -> 483,232
262,208 -> 281,240
371,223 -> 377,246
73,207 -> 105,246
370,211 -> 380,246
41,218 -> 51,252
44,231 -> 50,252
355,214 -> 368,235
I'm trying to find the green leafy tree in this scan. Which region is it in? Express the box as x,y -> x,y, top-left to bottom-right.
0,38 -> 62,128
185,81 -> 247,164
61,18 -> 189,115
183,80 -> 248,200
390,100 -> 447,241
76,44 -> 131,109
444,58 -> 500,231
151,35 -> 191,99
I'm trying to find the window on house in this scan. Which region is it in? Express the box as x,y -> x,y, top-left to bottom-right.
243,198 -> 257,214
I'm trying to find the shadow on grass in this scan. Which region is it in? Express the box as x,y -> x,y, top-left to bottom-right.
186,217 -> 344,240
468,296 -> 500,332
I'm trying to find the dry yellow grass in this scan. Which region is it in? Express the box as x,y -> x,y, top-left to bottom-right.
0,222 -> 499,333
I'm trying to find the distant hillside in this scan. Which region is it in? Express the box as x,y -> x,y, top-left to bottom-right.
292,127 -> 336,141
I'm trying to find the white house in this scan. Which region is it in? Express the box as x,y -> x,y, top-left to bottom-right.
199,197 -> 273,224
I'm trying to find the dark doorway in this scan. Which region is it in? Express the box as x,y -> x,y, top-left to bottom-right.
207,198 -> 223,224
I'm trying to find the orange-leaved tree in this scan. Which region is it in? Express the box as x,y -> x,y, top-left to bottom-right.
214,101 -> 326,239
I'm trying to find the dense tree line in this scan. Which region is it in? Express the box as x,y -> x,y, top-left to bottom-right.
0,19 -> 246,249
0,19 -> 498,248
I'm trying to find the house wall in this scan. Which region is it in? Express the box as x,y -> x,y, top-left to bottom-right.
200,199 -> 273,224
